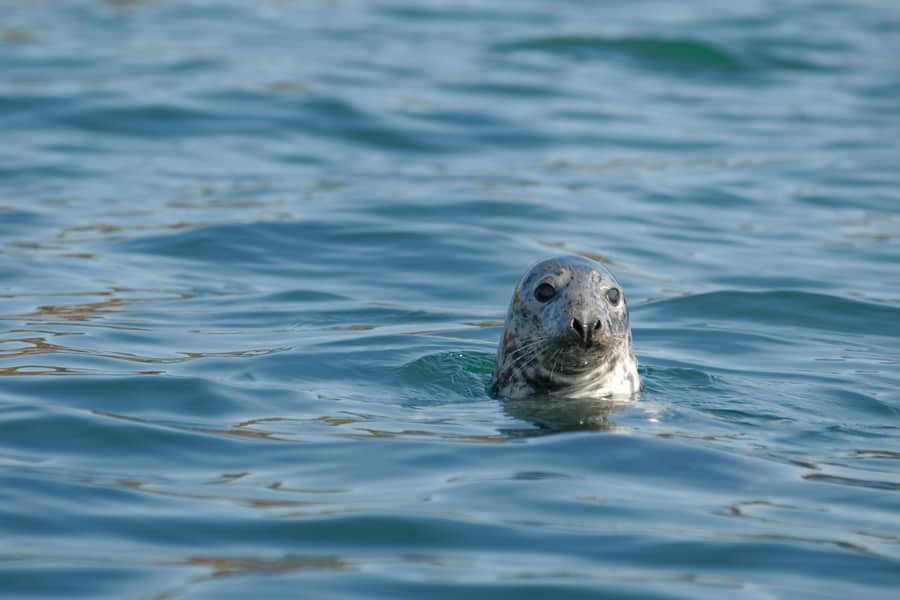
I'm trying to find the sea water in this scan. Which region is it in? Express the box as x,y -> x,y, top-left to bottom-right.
1,1 -> 899,598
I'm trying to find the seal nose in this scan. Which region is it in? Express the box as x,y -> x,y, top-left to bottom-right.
570,318 -> 602,344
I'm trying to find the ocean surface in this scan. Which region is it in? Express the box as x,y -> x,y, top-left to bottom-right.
2,1 -> 899,598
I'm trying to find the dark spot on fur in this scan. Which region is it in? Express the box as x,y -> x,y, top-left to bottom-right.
503,330 -> 516,353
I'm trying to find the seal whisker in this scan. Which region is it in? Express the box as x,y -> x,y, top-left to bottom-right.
504,339 -> 555,365
549,347 -> 564,381
507,347 -> 546,371
505,336 -> 555,358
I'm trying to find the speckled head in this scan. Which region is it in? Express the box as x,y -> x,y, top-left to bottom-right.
491,255 -> 639,399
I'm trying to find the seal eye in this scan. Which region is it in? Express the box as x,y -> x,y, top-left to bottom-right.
534,282 -> 556,303
606,288 -> 621,305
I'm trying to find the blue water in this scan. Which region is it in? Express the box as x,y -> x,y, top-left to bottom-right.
2,1 -> 899,598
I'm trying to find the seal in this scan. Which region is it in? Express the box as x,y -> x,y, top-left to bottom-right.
491,255 -> 639,399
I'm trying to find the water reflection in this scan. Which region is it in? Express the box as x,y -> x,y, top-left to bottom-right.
502,395 -> 630,434
150,554 -> 351,600
176,555 -> 351,578
0,327 -> 289,375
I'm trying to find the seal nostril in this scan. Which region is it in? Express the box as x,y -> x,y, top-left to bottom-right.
571,318 -> 585,339
592,319 -> 602,332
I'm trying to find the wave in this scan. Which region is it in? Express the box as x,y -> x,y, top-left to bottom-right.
494,35 -> 744,73
636,290 -> 900,338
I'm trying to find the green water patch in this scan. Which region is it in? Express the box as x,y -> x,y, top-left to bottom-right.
395,351 -> 494,403
493,35 -> 744,73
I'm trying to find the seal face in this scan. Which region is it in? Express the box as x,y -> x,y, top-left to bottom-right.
491,255 -> 640,399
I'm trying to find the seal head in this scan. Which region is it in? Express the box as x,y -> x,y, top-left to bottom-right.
491,255 -> 639,399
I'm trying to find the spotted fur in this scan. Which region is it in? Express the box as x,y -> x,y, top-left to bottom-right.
491,255 -> 640,399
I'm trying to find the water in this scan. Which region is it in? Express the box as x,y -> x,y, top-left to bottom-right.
2,0 -> 899,598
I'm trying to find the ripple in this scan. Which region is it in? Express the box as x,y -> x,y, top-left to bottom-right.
804,472 -> 900,492
59,101 -> 227,138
